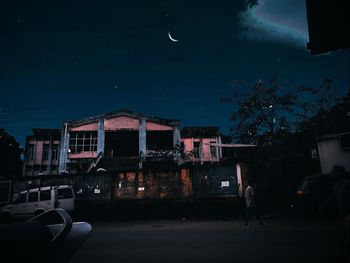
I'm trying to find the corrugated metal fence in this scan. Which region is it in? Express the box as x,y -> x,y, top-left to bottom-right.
4,165 -> 238,202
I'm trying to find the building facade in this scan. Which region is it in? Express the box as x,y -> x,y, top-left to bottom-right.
316,132 -> 350,173
23,129 -> 60,176
22,111 -> 227,176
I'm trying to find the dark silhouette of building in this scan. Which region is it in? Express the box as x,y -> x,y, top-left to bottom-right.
306,0 -> 350,55
0,129 -> 22,179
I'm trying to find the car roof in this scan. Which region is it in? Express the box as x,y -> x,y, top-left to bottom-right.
20,185 -> 72,194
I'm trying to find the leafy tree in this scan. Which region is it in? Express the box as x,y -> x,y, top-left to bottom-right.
294,79 -> 338,130
0,129 -> 22,178
221,78 -> 296,146
298,85 -> 350,136
221,78 -> 341,212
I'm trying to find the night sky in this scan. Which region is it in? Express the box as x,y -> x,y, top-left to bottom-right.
1,0 -> 349,146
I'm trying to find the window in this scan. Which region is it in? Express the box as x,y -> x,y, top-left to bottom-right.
57,188 -> 73,199
51,144 -> 59,160
40,165 -> 47,174
193,142 -> 200,158
42,143 -> 49,160
105,131 -> 139,157
210,146 -> 217,158
28,192 -> 38,202
15,193 -> 27,204
69,131 -> 97,153
146,131 -> 173,150
40,190 -> 51,201
27,145 -> 34,161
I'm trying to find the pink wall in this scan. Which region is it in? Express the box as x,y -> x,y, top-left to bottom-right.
68,152 -> 98,159
146,121 -> 174,131
35,141 -> 43,165
71,122 -> 98,131
182,138 -> 194,152
105,116 -> 140,130
181,137 -> 220,162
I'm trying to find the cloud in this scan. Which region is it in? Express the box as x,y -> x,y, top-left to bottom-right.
238,0 -> 309,49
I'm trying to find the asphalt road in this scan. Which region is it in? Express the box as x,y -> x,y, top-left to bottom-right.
69,218 -> 342,263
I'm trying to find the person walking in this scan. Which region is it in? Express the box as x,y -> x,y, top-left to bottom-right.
244,180 -> 264,228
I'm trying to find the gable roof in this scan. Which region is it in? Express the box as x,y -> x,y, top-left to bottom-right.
67,109 -> 180,127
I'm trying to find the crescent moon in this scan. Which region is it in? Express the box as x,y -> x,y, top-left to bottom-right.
168,31 -> 179,42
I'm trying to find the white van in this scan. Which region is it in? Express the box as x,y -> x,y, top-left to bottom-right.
0,185 -> 75,220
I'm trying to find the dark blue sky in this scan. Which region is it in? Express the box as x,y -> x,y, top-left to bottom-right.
1,0 -> 349,146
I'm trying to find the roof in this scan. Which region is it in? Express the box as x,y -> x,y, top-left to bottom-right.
20,185 -> 72,193
32,128 -> 61,136
67,109 -> 180,127
181,127 -> 219,138
26,128 -> 61,141
316,131 -> 350,141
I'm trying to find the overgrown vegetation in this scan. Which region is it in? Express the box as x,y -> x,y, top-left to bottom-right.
221,79 -> 350,211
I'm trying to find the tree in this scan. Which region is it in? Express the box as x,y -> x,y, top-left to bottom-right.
297,85 -> 350,137
221,78 -> 296,146
221,78 -> 340,211
0,129 -> 22,178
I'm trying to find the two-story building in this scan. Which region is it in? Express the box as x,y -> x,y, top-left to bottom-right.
23,128 -> 60,176
60,110 -> 181,174
23,110 -> 181,176
22,111 -> 235,176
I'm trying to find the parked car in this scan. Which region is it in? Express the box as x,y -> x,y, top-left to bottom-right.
291,173 -> 336,217
0,208 -> 91,263
0,185 -> 75,221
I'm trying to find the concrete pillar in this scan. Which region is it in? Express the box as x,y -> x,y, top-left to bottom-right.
236,163 -> 243,197
173,123 -> 181,147
32,140 -> 37,176
58,123 -> 69,174
199,138 -> 204,165
139,118 -> 146,159
215,137 -> 220,161
47,136 -> 52,175
97,118 -> 105,155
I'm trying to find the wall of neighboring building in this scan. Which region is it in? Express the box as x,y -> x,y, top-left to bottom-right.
317,135 -> 350,173
181,137 -> 221,163
24,138 -> 60,176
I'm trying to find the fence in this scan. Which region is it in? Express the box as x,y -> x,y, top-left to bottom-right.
4,165 -> 238,203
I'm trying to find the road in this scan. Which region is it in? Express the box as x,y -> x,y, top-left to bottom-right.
69,218 -> 342,263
